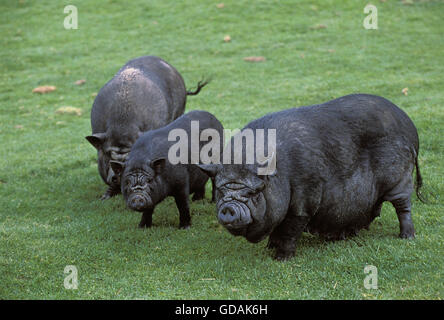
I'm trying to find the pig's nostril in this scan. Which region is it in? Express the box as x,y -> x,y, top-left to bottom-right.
130,197 -> 145,208
222,207 -> 235,216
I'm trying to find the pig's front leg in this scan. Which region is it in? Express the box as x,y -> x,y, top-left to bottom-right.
268,214 -> 310,261
138,208 -> 153,228
174,188 -> 191,229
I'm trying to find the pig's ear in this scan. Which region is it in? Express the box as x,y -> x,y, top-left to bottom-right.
150,158 -> 166,174
196,164 -> 220,177
85,133 -> 106,150
110,160 -> 125,176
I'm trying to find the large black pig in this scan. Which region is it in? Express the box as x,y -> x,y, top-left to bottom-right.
110,110 -> 224,229
86,56 -> 208,199
198,94 -> 424,260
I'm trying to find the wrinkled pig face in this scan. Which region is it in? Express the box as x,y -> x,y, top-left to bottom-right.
199,164 -> 270,242
86,133 -> 131,186
111,158 -> 165,212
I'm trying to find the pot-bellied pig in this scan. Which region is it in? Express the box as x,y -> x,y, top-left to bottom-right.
110,110 -> 224,229
86,56 -> 209,199
198,94 -> 424,260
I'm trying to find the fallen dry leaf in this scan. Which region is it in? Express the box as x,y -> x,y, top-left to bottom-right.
15,125 -> 23,129
55,106 -> 82,116
224,35 -> 231,42
243,56 -> 266,62
216,3 -> 225,9
32,85 -> 56,94
311,24 -> 327,30
402,88 -> 409,96
74,79 -> 86,85
328,49 -> 335,53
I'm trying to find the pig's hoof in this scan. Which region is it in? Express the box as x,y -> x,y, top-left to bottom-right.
138,222 -> 152,228
274,250 -> 294,261
267,239 -> 278,249
399,224 -> 415,239
399,230 -> 415,239
179,224 -> 191,230
100,193 -> 112,200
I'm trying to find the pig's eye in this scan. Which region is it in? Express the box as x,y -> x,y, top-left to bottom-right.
225,183 -> 245,190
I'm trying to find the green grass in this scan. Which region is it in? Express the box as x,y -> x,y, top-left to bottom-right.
0,0 -> 443,299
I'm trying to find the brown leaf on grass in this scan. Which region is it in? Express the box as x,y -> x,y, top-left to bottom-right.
74,79 -> 86,85
224,35 -> 231,42
402,88 -> 409,96
310,24 -> 327,30
216,3 -> 225,9
32,85 -> 56,94
243,56 -> 266,62
15,125 -> 24,129
55,106 -> 82,116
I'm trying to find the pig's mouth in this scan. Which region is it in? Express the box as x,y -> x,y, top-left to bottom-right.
218,201 -> 253,233
127,192 -> 153,212
217,191 -> 268,243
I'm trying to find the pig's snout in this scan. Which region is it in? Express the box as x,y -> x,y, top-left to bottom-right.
219,206 -> 238,224
218,202 -> 253,232
128,194 -> 152,211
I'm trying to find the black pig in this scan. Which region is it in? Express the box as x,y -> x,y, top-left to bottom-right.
86,56 -> 209,199
198,94 -> 424,260
111,110 -> 224,229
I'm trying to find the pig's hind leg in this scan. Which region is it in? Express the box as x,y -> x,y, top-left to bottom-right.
383,175 -> 415,239
174,188 -> 192,229
191,186 -> 205,201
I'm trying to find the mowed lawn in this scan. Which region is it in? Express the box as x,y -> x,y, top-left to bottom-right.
0,0 -> 443,299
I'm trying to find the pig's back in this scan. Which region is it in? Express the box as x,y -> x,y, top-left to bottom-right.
91,56 -> 186,134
